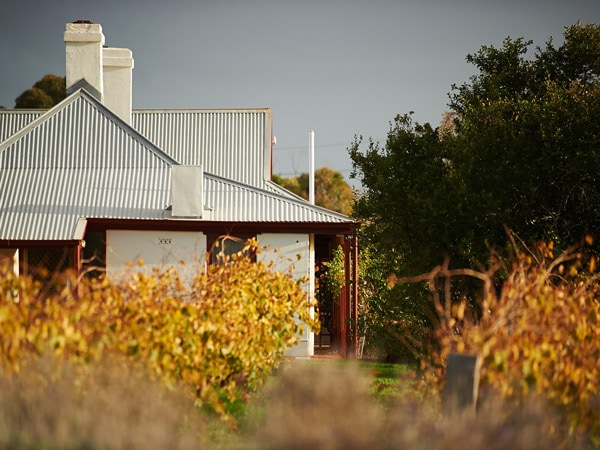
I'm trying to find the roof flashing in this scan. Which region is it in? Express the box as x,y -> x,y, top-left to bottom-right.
66,79 -> 103,102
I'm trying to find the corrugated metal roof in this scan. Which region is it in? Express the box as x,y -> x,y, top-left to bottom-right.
0,89 -> 354,241
0,110 -> 45,143
202,174 -> 353,223
1,98 -> 177,170
132,109 -> 272,188
0,167 -> 171,240
0,90 -> 175,240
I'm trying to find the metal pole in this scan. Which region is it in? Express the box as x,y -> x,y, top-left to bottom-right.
309,130 -> 315,205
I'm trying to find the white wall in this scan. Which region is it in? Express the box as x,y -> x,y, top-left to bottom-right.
105,230 -> 315,358
258,233 -> 315,358
0,249 -> 18,275
106,230 -> 206,282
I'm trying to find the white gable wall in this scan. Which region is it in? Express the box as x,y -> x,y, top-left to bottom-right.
106,230 -> 207,282
258,233 -> 315,358
104,230 -> 315,357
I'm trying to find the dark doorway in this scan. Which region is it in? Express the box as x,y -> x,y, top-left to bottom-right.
314,234 -> 344,355
82,230 -> 106,277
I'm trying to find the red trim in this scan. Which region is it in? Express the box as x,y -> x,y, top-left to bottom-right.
352,230 -> 359,357
74,242 -> 83,273
0,240 -> 80,248
85,218 -> 358,235
340,238 -> 350,357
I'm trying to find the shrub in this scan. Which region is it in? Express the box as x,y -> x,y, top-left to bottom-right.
430,240 -> 600,444
0,241 -> 318,421
0,354 -> 204,450
356,244 -> 430,362
251,360 -> 574,450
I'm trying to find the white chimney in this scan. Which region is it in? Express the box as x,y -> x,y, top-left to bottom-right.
103,47 -> 134,124
64,21 -> 105,101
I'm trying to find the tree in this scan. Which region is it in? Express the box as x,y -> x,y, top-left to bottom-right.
349,119 -> 454,360
314,167 -> 354,215
272,173 -> 303,197
273,167 -> 354,215
449,24 -> 600,254
351,22 -> 600,276
350,23 -> 600,358
350,116 -> 457,277
15,74 -> 66,108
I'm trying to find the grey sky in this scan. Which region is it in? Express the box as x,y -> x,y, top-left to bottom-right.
1,1 -> 598,187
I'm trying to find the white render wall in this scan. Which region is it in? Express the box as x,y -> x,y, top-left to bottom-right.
103,47 -> 134,124
104,230 -> 315,358
258,233 -> 315,358
106,230 -> 207,281
64,23 -> 134,124
64,22 -> 105,100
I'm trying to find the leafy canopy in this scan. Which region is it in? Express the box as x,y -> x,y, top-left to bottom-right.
350,22 -> 600,278
14,74 -> 66,108
273,167 -> 354,215
0,241 -> 318,423
349,23 -> 600,361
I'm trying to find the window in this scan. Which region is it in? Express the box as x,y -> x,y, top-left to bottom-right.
207,234 -> 255,265
20,247 -> 73,278
19,247 -> 75,294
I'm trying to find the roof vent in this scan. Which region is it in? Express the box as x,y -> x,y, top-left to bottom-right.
171,165 -> 203,218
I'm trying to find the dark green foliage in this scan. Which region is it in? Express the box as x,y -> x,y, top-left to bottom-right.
350,115 -> 459,276
33,74 -> 67,105
315,245 -> 345,334
351,22 -> 600,278
14,87 -> 54,108
15,74 -> 66,108
355,241 -> 433,362
350,22 -> 600,361
449,23 -> 600,254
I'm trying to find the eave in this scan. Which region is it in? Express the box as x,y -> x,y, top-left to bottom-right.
85,218 -> 359,235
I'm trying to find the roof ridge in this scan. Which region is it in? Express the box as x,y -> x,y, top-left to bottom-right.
0,88 -> 180,167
